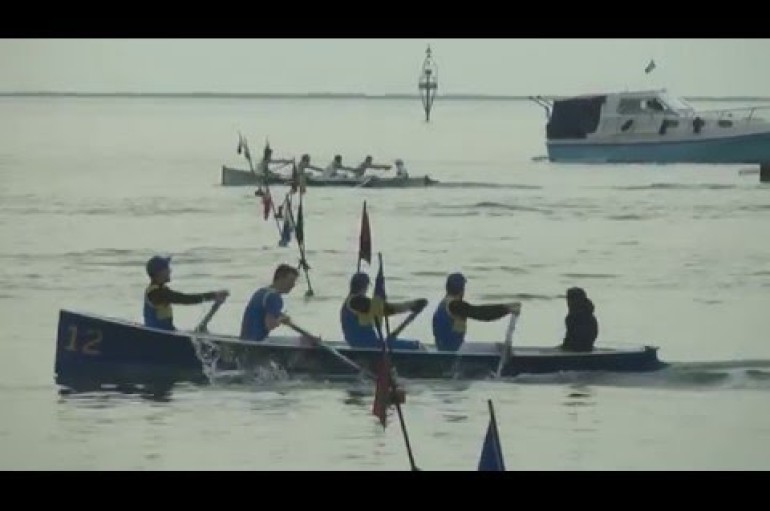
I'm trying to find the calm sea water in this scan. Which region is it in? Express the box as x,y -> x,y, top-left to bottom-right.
1,96 -> 769,470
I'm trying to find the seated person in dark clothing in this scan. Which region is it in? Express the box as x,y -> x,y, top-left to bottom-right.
560,287 -> 598,352
432,272 -> 521,352
340,272 -> 427,350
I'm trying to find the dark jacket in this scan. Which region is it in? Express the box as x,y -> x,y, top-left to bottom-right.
561,289 -> 598,352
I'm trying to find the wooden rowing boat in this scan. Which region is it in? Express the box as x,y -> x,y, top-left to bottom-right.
220,166 -> 438,188
55,310 -> 665,390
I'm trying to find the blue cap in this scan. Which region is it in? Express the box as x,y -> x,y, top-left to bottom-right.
350,272 -> 370,293
146,255 -> 171,277
446,272 -> 466,294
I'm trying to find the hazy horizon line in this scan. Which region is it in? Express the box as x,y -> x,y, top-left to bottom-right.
2,91 -> 770,102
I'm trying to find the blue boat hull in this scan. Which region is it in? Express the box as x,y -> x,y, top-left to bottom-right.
54,310 -> 665,389
547,131 -> 770,164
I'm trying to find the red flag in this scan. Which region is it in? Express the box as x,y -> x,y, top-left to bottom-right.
372,355 -> 392,428
372,352 -> 405,429
262,193 -> 272,221
359,201 -> 371,265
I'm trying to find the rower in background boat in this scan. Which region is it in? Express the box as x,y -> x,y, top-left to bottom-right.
341,272 -> 428,350
321,155 -> 355,179
350,155 -> 392,178
394,159 -> 409,178
559,287 -> 598,352
240,264 -> 300,342
255,146 -> 294,196
432,273 -> 521,352
143,255 -> 229,332
298,154 -> 325,175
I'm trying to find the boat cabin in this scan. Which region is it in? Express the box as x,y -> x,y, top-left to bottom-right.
545,90 -> 704,141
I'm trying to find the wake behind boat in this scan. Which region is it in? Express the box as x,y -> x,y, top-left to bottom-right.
54,309 -> 664,390
221,165 -> 438,188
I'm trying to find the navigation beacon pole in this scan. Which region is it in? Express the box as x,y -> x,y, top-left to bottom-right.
418,45 -> 438,122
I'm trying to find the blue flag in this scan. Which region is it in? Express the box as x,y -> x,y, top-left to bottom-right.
371,257 -> 387,318
279,216 -> 292,247
478,400 -> 505,471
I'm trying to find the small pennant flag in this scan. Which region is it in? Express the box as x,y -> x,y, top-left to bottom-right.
262,192 -> 272,221
244,145 -> 252,163
279,215 -> 292,247
295,202 -> 304,245
370,257 -> 387,320
645,59 -> 656,74
372,355 -> 393,428
358,201 -> 372,266
478,400 -> 505,471
290,162 -> 299,194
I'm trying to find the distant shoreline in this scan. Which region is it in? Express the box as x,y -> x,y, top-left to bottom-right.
1,91 -> 770,102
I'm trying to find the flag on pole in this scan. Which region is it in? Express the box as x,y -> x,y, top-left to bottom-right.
295,202 -> 304,245
262,193 -> 272,221
645,59 -> 656,74
290,162 -> 299,194
478,399 -> 506,471
372,354 -> 394,428
279,215 -> 292,247
370,258 -> 387,320
243,138 -> 252,162
358,201 -> 372,266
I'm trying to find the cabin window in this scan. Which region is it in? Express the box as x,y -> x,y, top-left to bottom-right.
546,96 -> 607,140
618,97 -> 670,115
618,99 -> 643,115
718,119 -> 733,128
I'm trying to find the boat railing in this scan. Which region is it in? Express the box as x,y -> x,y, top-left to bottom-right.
529,95 -> 552,120
686,104 -> 770,124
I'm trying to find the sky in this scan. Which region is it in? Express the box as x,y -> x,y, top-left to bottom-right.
1,39 -> 769,97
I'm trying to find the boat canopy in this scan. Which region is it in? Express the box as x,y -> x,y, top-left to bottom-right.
546,95 -> 606,140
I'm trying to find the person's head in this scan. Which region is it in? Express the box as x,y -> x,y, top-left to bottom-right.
445,272 -> 466,297
349,272 -> 370,295
566,287 -> 590,311
364,155 -> 373,164
334,154 -> 342,164
272,264 -> 300,294
301,154 -> 310,164
146,255 -> 172,284
395,159 -> 406,171
263,146 -> 273,159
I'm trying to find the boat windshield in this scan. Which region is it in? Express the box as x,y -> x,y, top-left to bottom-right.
659,93 -> 696,114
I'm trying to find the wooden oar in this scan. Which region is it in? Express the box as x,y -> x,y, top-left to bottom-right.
495,312 -> 518,378
194,299 -> 226,334
283,320 -> 374,379
385,306 -> 424,344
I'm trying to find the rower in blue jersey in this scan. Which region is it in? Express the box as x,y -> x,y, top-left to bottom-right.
143,255 -> 229,331
240,264 -> 300,342
432,273 -> 521,352
340,272 -> 427,350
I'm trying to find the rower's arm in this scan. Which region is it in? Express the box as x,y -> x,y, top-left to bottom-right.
271,158 -> 294,165
149,287 -> 216,306
449,300 -> 509,321
370,164 -> 392,170
349,295 -> 401,316
263,293 -> 286,333
305,165 -> 324,172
